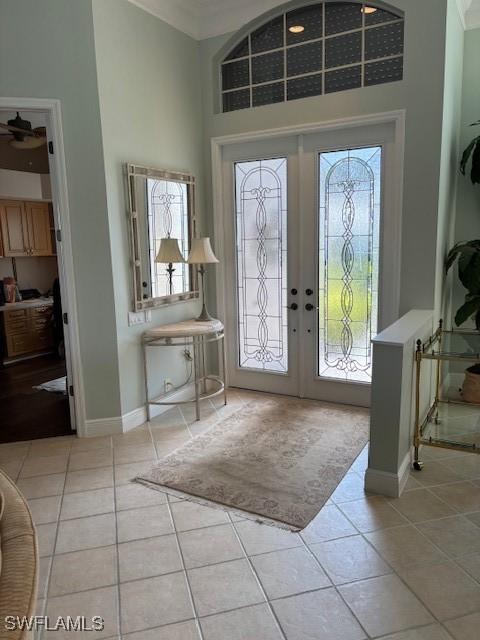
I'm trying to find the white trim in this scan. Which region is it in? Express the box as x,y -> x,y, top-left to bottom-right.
211,109 -> 406,385
0,97 -> 86,436
85,381 -> 198,437
364,450 -> 411,497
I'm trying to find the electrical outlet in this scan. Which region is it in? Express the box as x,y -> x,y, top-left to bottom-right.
164,379 -> 173,392
183,349 -> 192,361
128,311 -> 149,326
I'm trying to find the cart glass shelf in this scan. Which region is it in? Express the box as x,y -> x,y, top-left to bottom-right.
414,323 -> 480,468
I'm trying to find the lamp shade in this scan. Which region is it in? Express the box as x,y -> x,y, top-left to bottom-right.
187,237 -> 219,264
155,238 -> 185,264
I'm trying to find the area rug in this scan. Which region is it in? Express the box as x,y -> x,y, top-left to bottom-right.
136,393 -> 369,531
33,376 -> 67,394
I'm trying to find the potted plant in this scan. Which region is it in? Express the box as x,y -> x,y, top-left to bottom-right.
445,119 -> 480,402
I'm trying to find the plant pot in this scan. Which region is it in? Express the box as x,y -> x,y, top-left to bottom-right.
462,364 -> 480,403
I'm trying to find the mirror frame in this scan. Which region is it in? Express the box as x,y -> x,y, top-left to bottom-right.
126,163 -> 199,312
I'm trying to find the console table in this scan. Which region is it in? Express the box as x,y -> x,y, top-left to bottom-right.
142,318 -> 226,421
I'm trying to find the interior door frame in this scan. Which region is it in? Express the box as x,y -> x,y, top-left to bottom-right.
0,97 -> 86,434
211,110 -> 406,392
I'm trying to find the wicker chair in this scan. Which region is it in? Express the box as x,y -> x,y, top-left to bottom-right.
0,470 -> 38,639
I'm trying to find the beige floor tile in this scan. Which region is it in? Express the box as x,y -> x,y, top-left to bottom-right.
200,604 -> 282,640
310,534 -> 391,585
20,453 -> 68,478
234,519 -> 301,556
17,473 -> 65,499
170,501 -> 229,532
339,574 -> 433,637
60,487 -> 114,520
0,442 -> 30,462
272,587 -> 366,640
331,472 -> 371,503
188,558 -> 264,616
117,504 -> 173,542
365,525 -> 447,571
456,551 -> 480,581
116,482 -> 167,510
178,523 -> 243,569
155,433 -> 191,457
69,448 -> 113,471
28,495 -> 62,524
339,497 -> 408,532
113,425 -> 151,447
149,407 -> 185,429
44,586 -> 118,639
411,461 -> 464,487
404,475 -> 423,491
49,546 -> 117,596
0,458 -> 23,480
36,522 -> 57,557
387,489 -> 456,522
181,401 -> 217,425
114,443 -> 156,465
301,504 -> 357,544
377,623 -> 454,639
115,461 -> 153,485
442,455 -> 480,480
64,467 -> 114,493
70,435 -> 112,452
431,482 -> 480,513
118,534 -> 182,582
120,572 -> 193,634
38,556 -> 52,600
56,513 -> 116,553
351,446 -> 369,474
124,620 -> 200,640
466,511 -> 480,527
251,546 -> 330,599
445,612 -> 480,640
28,438 -> 73,457
397,561 -> 480,621
417,516 -> 480,557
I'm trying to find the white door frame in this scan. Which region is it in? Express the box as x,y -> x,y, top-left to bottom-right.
0,97 -> 86,434
211,109 -> 406,390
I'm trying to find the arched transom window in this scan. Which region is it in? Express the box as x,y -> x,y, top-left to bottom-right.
221,2 -> 404,112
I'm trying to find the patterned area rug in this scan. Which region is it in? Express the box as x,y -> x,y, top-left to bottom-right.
137,393 -> 369,531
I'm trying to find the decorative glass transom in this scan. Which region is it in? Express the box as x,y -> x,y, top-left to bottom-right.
318,146 -> 381,382
234,158 -> 288,373
147,178 -> 190,298
221,2 -> 404,112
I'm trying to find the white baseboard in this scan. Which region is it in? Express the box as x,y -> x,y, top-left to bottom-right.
364,451 -> 411,498
84,382 -> 198,437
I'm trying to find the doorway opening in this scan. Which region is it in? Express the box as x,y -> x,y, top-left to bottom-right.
0,101 -> 80,442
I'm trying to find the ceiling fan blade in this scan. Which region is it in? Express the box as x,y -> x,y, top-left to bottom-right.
0,121 -> 35,136
9,136 -> 47,150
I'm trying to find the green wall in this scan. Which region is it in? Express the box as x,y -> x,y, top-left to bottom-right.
0,0 -> 121,421
92,0 -> 204,417
200,0 -> 449,320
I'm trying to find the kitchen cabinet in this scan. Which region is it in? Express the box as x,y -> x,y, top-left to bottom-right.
0,199 -> 54,257
1,302 -> 54,360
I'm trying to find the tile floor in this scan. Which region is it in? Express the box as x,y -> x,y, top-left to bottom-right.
2,389 -> 480,640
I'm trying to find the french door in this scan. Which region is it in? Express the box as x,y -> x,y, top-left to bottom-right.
221,122 -> 398,407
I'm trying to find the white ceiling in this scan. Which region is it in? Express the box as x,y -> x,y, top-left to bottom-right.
128,0 -> 480,39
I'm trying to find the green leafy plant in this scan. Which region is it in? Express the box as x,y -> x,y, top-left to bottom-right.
446,240 -> 480,328
460,119 -> 480,184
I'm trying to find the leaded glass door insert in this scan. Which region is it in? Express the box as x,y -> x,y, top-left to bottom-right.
318,146 -> 381,383
234,158 -> 288,372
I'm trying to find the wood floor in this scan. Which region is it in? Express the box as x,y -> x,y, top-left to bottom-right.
0,354 -> 72,443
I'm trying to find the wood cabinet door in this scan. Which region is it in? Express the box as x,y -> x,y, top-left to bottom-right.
0,200 -> 29,256
25,201 -> 53,256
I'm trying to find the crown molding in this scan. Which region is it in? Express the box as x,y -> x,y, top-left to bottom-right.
129,0 -> 480,39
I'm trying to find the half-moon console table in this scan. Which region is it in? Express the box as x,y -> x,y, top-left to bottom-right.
142,318 -> 227,422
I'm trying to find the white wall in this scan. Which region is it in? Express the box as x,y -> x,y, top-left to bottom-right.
0,168 -> 51,201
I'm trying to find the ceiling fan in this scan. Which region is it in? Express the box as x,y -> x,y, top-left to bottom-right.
0,112 -> 47,149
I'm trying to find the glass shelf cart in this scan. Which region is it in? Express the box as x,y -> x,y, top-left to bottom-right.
414,320 -> 480,470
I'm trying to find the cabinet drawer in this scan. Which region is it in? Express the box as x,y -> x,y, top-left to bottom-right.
4,308 -> 27,323
29,316 -> 51,331
6,332 -> 33,357
31,329 -> 54,350
5,318 -> 29,334
31,305 -> 53,317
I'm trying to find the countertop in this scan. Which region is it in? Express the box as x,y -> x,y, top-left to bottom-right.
0,297 -> 53,312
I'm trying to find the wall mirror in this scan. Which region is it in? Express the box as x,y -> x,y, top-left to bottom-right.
126,164 -> 198,311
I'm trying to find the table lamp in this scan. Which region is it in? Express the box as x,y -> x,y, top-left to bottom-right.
187,237 -> 219,321
155,237 -> 185,296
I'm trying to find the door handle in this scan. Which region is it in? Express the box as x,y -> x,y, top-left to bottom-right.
288,303 -> 298,310
305,303 -> 315,311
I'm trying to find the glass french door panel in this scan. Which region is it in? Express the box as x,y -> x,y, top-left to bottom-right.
235,158 -> 288,373
318,146 -> 381,383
